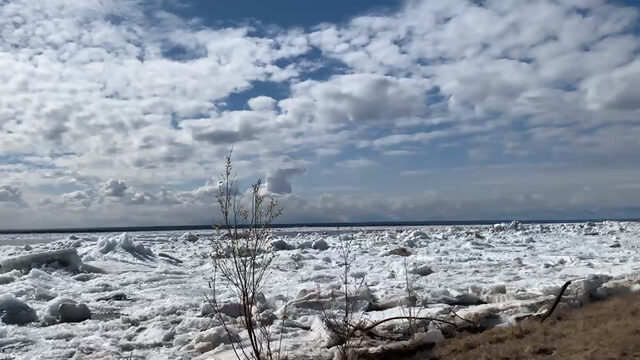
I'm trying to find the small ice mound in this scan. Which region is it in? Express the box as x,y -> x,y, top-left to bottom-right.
410,230 -> 429,240
134,321 -> 175,347
312,239 -> 329,250
0,294 -> 37,325
271,239 -> 294,251
47,297 -> 77,318
94,233 -> 154,261
35,287 -> 58,301
179,232 -> 199,242
192,326 -> 239,354
58,303 -> 91,323
409,265 -> 434,276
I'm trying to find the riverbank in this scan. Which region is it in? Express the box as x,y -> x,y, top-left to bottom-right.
436,292 -> 640,359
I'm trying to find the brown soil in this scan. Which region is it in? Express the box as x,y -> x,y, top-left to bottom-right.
435,293 -> 640,360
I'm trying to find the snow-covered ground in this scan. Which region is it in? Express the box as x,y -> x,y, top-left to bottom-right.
1,221 -> 640,359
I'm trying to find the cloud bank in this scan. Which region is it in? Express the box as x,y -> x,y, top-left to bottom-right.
1,0 -> 639,228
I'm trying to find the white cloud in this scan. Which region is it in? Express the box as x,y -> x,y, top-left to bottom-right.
336,159 -> 377,169
265,157 -> 306,195
248,96 -> 277,112
1,0 -> 640,227
583,61 -> 640,110
101,179 -> 129,197
0,185 -> 26,207
279,74 -> 431,126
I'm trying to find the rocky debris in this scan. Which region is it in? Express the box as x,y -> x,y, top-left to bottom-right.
609,242 -> 621,248
179,232 -> 200,242
384,247 -> 412,257
192,326 -> 239,354
271,239 -> 294,251
58,303 -> 92,323
312,239 -> 329,251
23,244 -> 32,251
0,294 -> 37,325
409,265 -> 434,276
68,235 -> 79,240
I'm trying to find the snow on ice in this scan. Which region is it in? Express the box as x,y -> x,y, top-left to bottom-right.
0,221 -> 639,359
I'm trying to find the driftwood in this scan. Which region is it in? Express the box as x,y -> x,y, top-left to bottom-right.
540,280 -> 572,323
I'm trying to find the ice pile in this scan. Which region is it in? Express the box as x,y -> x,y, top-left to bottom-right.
89,233 -> 154,261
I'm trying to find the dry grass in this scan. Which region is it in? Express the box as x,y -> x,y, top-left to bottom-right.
435,293 -> 640,360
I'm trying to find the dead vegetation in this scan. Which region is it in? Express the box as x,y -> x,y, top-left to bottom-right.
435,292 -> 640,360
207,152 -> 285,360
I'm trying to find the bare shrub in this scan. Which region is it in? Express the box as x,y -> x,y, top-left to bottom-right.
401,258 -> 424,338
321,238 -> 369,359
206,152 -> 285,360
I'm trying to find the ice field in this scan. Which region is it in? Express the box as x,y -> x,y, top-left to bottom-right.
1,221 -> 639,359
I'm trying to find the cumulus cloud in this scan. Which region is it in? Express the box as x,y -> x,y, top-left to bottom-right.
248,96 -> 277,112
100,179 -> 129,197
0,185 -> 26,207
62,190 -> 94,209
583,61 -> 640,110
1,0 -> 640,228
279,74 -> 430,126
265,157 -> 306,195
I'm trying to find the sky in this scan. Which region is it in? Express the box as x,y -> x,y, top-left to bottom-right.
1,0 -> 640,229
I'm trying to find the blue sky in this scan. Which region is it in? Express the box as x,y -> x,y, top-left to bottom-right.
1,0 -> 640,229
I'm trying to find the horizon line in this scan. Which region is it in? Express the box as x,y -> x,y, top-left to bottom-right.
1,217 -> 639,235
